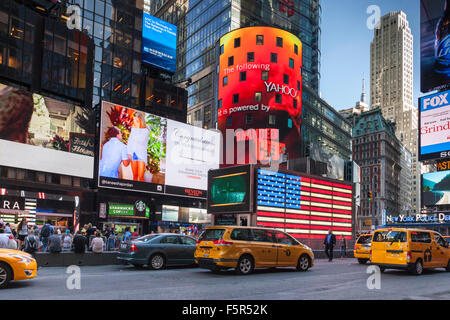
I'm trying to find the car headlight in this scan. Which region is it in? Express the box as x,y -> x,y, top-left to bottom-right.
8,254 -> 34,264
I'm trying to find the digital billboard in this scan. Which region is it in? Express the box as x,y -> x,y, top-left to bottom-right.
207,165 -> 253,214
99,101 -> 220,198
256,168 -> 353,239
217,27 -> 302,166
422,170 -> 450,206
142,13 -> 177,73
421,0 -> 450,93
0,84 -> 94,178
419,89 -> 450,160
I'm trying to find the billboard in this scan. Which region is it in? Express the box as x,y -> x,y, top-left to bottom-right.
421,0 -> 450,93
422,170 -> 450,206
419,89 -> 450,160
99,101 -> 220,198
0,84 -> 94,178
207,165 -> 253,214
217,27 -> 302,166
142,13 -> 177,73
309,142 -> 345,180
256,168 -> 353,239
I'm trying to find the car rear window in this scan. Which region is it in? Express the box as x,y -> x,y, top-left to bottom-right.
199,229 -> 226,241
357,235 -> 372,244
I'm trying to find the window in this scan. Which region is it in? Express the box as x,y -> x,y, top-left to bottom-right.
223,76 -> 228,86
275,93 -> 282,103
276,37 -> 283,47
247,52 -> 254,62
199,229 -> 225,241
293,99 -> 297,109
234,37 -> 241,48
297,81 -> 300,90
283,74 -> 289,85
252,229 -> 274,243
220,45 -> 224,55
255,92 -> 262,102
240,71 -> 247,81
228,56 -> 234,66
289,58 -> 294,68
273,231 -> 297,245
256,35 -> 264,45
218,99 -> 222,109
271,53 -> 277,63
231,229 -> 252,241
411,232 -> 432,243
269,114 -> 276,125
287,119 -> 292,128
294,44 -> 298,55
233,93 -> 239,104
245,114 -> 253,124
261,70 -> 269,80
181,237 -> 196,245
226,116 -> 232,127
160,236 -> 180,244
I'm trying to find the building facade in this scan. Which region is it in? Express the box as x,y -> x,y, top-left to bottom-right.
148,0 -> 321,129
351,109 -> 402,232
370,11 -> 419,215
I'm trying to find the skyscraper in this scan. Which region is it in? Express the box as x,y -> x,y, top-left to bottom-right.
370,11 -> 420,215
148,0 -> 321,129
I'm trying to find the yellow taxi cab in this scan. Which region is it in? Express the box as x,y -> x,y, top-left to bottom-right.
370,228 -> 450,275
445,236 -> 450,246
194,226 -> 314,275
354,233 -> 372,264
0,249 -> 38,289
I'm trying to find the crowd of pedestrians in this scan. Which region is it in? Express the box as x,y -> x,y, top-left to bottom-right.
0,218 -> 135,255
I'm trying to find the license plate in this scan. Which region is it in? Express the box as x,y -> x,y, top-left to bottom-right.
391,253 -> 399,257
203,249 -> 210,254
121,244 -> 128,250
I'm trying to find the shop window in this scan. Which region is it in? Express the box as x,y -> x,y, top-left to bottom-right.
256,35 -> 264,45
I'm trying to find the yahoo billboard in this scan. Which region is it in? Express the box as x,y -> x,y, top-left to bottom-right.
217,27 -> 302,167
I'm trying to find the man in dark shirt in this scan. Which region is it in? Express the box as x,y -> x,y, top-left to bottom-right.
72,231 -> 87,254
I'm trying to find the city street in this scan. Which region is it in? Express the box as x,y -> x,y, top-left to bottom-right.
2,259 -> 450,300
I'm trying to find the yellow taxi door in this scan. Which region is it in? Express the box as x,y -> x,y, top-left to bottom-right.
384,230 -> 408,265
272,231 -> 299,267
433,233 -> 449,268
250,229 -> 277,267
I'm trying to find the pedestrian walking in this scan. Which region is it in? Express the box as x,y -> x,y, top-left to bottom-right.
17,218 -> 29,251
340,235 -> 347,258
324,230 -> 336,262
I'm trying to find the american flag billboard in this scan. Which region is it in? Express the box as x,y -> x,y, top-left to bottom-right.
256,168 -> 353,239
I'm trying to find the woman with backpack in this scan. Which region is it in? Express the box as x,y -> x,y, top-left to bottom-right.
17,218 -> 29,251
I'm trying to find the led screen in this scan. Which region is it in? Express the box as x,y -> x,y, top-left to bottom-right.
419,89 -> 450,160
421,0 -> 450,93
99,101 -> 220,198
422,170 -> 450,206
0,84 -> 94,178
142,13 -> 177,73
217,27 -> 302,166
256,168 -> 353,239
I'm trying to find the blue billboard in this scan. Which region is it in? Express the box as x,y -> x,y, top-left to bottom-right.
142,13 -> 177,73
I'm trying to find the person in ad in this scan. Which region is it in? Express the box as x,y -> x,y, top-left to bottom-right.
127,112 -> 150,182
324,230 -> 336,262
99,127 -> 131,179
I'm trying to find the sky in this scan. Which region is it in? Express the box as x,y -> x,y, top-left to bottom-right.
320,0 -> 421,111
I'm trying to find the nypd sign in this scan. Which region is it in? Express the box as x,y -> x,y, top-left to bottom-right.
386,213 -> 450,224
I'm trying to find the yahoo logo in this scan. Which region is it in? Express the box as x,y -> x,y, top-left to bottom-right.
264,81 -> 298,98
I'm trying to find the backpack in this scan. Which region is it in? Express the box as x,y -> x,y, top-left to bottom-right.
41,225 -> 51,238
25,235 -> 39,253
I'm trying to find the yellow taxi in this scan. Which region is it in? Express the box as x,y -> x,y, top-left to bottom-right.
354,233 -> 372,264
0,249 -> 37,289
370,228 -> 450,275
194,226 -> 314,275
445,236 -> 450,246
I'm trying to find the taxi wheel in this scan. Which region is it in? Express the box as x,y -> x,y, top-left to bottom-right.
410,259 -> 423,275
236,255 -> 254,275
296,254 -> 310,272
0,262 -> 12,289
149,254 -> 166,270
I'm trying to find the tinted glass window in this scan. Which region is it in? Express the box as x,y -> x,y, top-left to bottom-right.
160,236 -> 180,244
251,229 -> 274,243
230,229 -> 252,241
180,237 -> 196,245
199,229 -> 225,241
372,231 -> 388,242
385,231 -> 407,243
273,231 -> 297,245
135,235 -> 159,242
357,235 -> 372,245
411,232 -> 432,243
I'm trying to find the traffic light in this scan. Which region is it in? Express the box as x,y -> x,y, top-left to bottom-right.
367,191 -> 372,201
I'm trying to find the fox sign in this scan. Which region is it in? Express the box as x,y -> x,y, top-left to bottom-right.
420,89 -> 450,161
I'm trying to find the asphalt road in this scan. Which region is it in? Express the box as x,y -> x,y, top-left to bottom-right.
1,259 -> 450,300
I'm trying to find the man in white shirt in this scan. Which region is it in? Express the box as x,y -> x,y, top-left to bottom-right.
99,127 -> 131,179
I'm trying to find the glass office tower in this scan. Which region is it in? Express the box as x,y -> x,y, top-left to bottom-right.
149,0 -> 321,129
